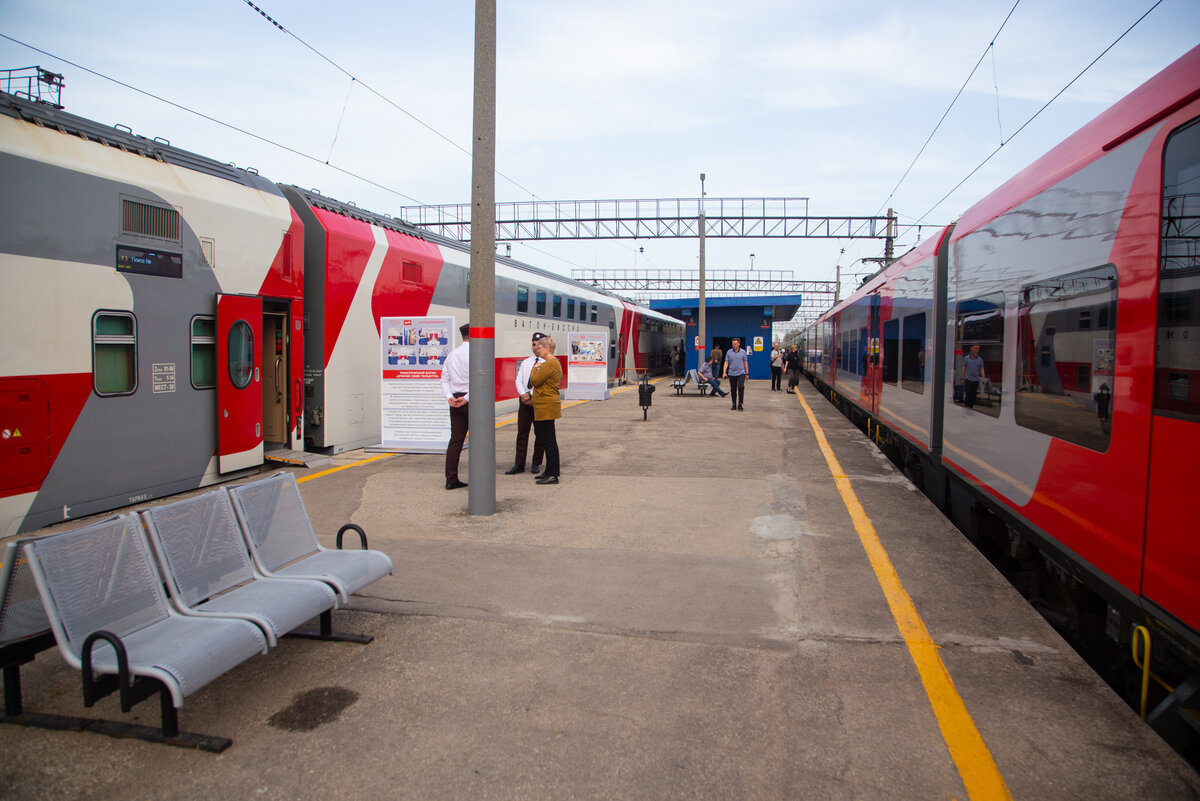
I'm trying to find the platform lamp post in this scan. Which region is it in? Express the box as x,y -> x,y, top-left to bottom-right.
467,0 -> 496,516
698,173 -> 706,370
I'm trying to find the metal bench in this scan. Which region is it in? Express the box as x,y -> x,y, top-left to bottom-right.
23,513 -> 269,751
1,539 -> 55,720
671,369 -> 709,395
228,472 -> 394,608
140,489 -> 348,646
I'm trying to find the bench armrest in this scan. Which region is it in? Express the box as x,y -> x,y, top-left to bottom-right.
336,523 -> 369,550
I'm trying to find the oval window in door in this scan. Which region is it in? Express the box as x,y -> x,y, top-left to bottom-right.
228,320 -> 255,389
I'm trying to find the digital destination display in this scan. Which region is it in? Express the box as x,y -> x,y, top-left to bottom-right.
115,245 -> 183,279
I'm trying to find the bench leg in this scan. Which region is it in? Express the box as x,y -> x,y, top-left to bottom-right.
285,609 -> 373,645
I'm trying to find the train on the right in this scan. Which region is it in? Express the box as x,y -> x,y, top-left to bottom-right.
799,44 -> 1199,757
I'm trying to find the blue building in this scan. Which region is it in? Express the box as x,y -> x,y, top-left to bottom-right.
650,295 -> 802,380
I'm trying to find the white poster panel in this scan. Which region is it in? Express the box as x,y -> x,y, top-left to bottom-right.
564,331 -> 610,400
380,316 -> 455,452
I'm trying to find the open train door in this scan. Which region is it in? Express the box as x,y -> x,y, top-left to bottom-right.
216,294 -> 264,473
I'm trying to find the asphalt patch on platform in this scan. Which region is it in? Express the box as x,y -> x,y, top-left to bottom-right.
268,686 -> 359,732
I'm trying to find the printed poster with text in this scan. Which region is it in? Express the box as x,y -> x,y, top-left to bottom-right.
380,315 -> 455,452
564,331 -> 609,400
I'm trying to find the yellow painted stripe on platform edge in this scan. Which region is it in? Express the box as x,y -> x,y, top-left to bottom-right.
792,388 -> 1012,801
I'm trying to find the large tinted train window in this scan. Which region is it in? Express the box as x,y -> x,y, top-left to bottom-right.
956,294 -> 1004,418
1014,265 -> 1116,450
93,312 -> 137,396
902,313 -> 926,394
1156,116 -> 1200,420
882,319 -> 899,383
517,286 -> 529,313
536,291 -> 546,316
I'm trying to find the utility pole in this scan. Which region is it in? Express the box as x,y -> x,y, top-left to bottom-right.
698,173 -> 706,369
885,207 -> 895,265
467,0 -> 496,516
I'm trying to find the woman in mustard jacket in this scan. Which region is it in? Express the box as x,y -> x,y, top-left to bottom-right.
530,337 -> 562,485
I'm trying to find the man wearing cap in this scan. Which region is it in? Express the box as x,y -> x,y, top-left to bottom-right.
441,323 -> 471,490
506,332 -> 546,475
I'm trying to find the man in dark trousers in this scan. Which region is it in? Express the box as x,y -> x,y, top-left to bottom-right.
722,337 -> 749,411
506,332 -> 546,475
440,323 -> 471,489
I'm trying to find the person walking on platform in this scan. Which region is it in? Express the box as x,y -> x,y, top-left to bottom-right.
506,332 -> 546,475
441,323 -> 471,490
722,337 -> 749,411
698,355 -> 728,397
710,342 -> 723,383
784,344 -> 801,391
671,345 -> 683,378
530,336 -> 563,485
770,343 -> 784,391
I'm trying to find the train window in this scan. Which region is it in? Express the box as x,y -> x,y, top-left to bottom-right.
517,285 -> 529,314
1015,264 -> 1116,451
609,309 -> 615,330
902,313 -> 926,394
402,261 -> 422,284
567,298 -> 575,320
190,316 -> 216,389
882,319 -> 899,383
553,295 -> 562,318
227,320 -> 255,391
956,293 -> 1005,419
1155,115 -> 1200,419
93,312 -> 137,396
536,291 -> 546,316
591,304 -> 598,323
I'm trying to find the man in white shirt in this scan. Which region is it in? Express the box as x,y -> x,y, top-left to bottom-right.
440,323 -> 471,489
506,332 -> 546,475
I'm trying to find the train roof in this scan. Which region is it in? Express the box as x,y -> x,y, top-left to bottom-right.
0,90 -> 275,193
954,44 -> 1200,238
286,186 -> 681,323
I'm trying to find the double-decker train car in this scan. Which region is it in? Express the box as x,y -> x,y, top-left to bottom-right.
0,91 -> 682,536
803,45 -> 1200,749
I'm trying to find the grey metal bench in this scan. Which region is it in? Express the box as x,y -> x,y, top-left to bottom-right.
228,472 -> 394,609
1,539 -> 55,720
671,369 -> 709,395
23,513 -> 269,751
140,489 -> 348,646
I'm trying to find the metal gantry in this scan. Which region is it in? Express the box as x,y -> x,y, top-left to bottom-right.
399,198 -> 895,242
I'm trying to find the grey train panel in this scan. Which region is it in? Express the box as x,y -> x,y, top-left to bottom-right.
3,153 -> 223,532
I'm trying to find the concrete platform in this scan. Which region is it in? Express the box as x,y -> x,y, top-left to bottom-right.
2,378 -> 1198,800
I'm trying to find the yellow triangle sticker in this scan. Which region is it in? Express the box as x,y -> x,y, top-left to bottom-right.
12,429 -> 21,438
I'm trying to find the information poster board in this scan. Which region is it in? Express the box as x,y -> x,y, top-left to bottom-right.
564,331 -> 610,400
379,315 -> 455,452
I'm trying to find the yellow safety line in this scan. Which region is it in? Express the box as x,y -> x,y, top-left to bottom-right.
301,377 -> 666,481
792,387 -> 1012,801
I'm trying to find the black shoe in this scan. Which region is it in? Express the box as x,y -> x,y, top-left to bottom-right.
738,405 -> 744,410
535,475 -> 558,485
731,406 -> 737,410
445,479 -> 468,490
504,465 -> 525,475
530,464 -> 543,475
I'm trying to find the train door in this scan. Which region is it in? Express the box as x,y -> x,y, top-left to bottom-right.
216,294 -> 263,473
1141,115 -> 1200,635
262,308 -> 289,448
864,293 -> 882,414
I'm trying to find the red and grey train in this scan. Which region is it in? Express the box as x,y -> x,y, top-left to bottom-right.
801,45 -> 1199,741
0,90 -> 683,537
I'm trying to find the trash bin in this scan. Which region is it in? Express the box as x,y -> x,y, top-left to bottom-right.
638,381 -> 655,420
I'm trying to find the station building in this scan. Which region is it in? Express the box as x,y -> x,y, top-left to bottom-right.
650,294 -> 803,380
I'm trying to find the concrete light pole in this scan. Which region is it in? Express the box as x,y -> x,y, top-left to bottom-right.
467,0 -> 496,516
698,173 -> 706,368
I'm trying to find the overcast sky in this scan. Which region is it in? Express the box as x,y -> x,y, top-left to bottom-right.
2,0 -> 1197,309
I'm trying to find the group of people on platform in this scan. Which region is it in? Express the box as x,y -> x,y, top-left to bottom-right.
443,332 -> 805,491
442,328 -> 562,491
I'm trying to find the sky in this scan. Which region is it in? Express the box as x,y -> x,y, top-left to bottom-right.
1,0 -> 1197,323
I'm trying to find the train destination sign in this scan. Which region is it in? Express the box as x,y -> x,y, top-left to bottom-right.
115,245 -> 183,279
